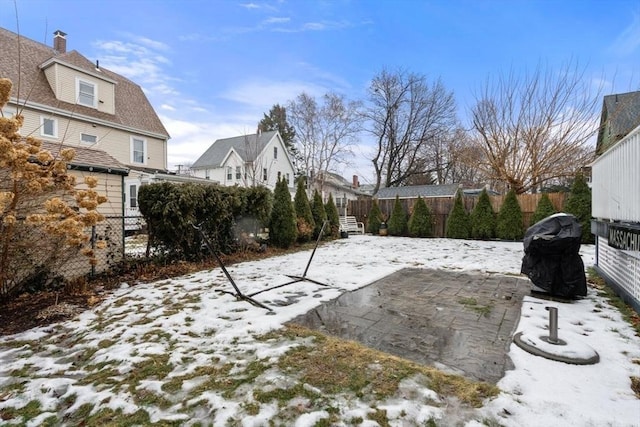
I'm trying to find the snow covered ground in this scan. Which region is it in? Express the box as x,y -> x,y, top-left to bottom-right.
0,235 -> 638,426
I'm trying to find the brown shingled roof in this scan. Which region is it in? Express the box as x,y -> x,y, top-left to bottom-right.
0,27 -> 169,139
40,140 -> 129,175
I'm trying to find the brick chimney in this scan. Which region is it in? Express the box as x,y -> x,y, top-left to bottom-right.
352,175 -> 359,188
53,30 -> 67,53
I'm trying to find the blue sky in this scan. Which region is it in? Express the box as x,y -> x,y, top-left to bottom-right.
1,0 -> 639,183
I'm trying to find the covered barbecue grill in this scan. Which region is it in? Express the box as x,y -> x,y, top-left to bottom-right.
521,213 -> 587,298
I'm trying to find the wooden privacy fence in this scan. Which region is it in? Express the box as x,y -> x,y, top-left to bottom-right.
348,192 -> 567,238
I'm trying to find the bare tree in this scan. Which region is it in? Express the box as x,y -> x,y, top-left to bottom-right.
287,92 -> 361,193
366,69 -> 458,194
469,62 -> 601,194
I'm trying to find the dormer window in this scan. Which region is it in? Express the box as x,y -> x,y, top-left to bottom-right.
77,78 -> 96,108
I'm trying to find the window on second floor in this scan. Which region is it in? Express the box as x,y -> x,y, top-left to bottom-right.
80,133 -> 97,144
77,79 -> 96,108
263,168 -> 268,181
235,166 -> 241,180
227,166 -> 233,180
273,146 -> 278,159
131,137 -> 146,164
41,116 -> 57,138
286,173 -> 290,184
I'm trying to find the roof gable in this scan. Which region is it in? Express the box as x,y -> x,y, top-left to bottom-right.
375,183 -> 461,199
596,91 -> 640,155
0,27 -> 169,139
192,130 -> 279,168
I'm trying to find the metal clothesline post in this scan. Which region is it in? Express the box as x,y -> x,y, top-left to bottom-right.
192,223 -> 273,312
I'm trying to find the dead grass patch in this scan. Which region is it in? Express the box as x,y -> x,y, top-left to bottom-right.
277,324 -> 498,407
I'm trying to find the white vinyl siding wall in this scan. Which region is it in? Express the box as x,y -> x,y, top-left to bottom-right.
592,124 -> 640,222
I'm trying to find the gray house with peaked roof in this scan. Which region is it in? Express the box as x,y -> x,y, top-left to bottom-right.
191,130 -> 295,192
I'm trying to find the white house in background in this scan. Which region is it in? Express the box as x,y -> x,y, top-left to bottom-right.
591,91 -> 640,313
313,172 -> 368,216
191,130 -> 295,192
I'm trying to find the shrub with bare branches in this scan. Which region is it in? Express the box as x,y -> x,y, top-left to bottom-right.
0,78 -> 108,298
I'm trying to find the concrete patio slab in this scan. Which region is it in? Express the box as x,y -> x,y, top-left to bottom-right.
289,268 -> 531,383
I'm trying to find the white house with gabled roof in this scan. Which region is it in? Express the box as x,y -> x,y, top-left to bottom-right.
191,130 -> 295,192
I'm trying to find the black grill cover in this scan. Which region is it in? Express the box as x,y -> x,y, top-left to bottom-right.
520,213 -> 587,297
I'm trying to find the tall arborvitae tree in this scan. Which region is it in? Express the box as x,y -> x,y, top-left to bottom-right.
269,178 -> 297,248
408,196 -> 434,237
446,191 -> 470,238
367,199 -> 383,234
258,104 -> 297,157
531,192 -> 557,225
387,195 -> 408,236
496,189 -> 524,240
564,172 -> 593,243
470,188 -> 496,239
324,193 -> 340,238
293,178 -> 314,242
311,190 -> 328,239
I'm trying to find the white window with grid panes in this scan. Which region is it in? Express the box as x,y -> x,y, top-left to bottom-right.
77,78 -> 96,108
131,137 -> 146,164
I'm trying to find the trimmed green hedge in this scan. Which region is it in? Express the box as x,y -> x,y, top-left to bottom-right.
138,182 -> 272,259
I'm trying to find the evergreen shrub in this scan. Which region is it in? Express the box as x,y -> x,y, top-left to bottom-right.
446,191 -> 470,239
311,190 -> 328,239
324,194 -> 340,238
269,178 -> 297,248
408,196 -> 434,237
470,189 -> 496,239
564,173 -> 593,243
387,195 -> 408,236
293,178 -> 314,242
531,193 -> 556,225
367,199 -> 383,234
496,189 -> 524,240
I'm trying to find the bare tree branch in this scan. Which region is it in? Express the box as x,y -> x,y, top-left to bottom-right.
469,62 -> 602,193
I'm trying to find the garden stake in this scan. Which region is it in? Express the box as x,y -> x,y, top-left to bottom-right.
192,223 -> 273,312
249,220 -> 331,297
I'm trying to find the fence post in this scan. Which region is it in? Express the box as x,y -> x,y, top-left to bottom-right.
91,225 -> 96,277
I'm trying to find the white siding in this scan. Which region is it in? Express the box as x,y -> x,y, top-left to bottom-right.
596,236 -> 640,302
592,124 -> 640,222
71,170 -> 123,217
